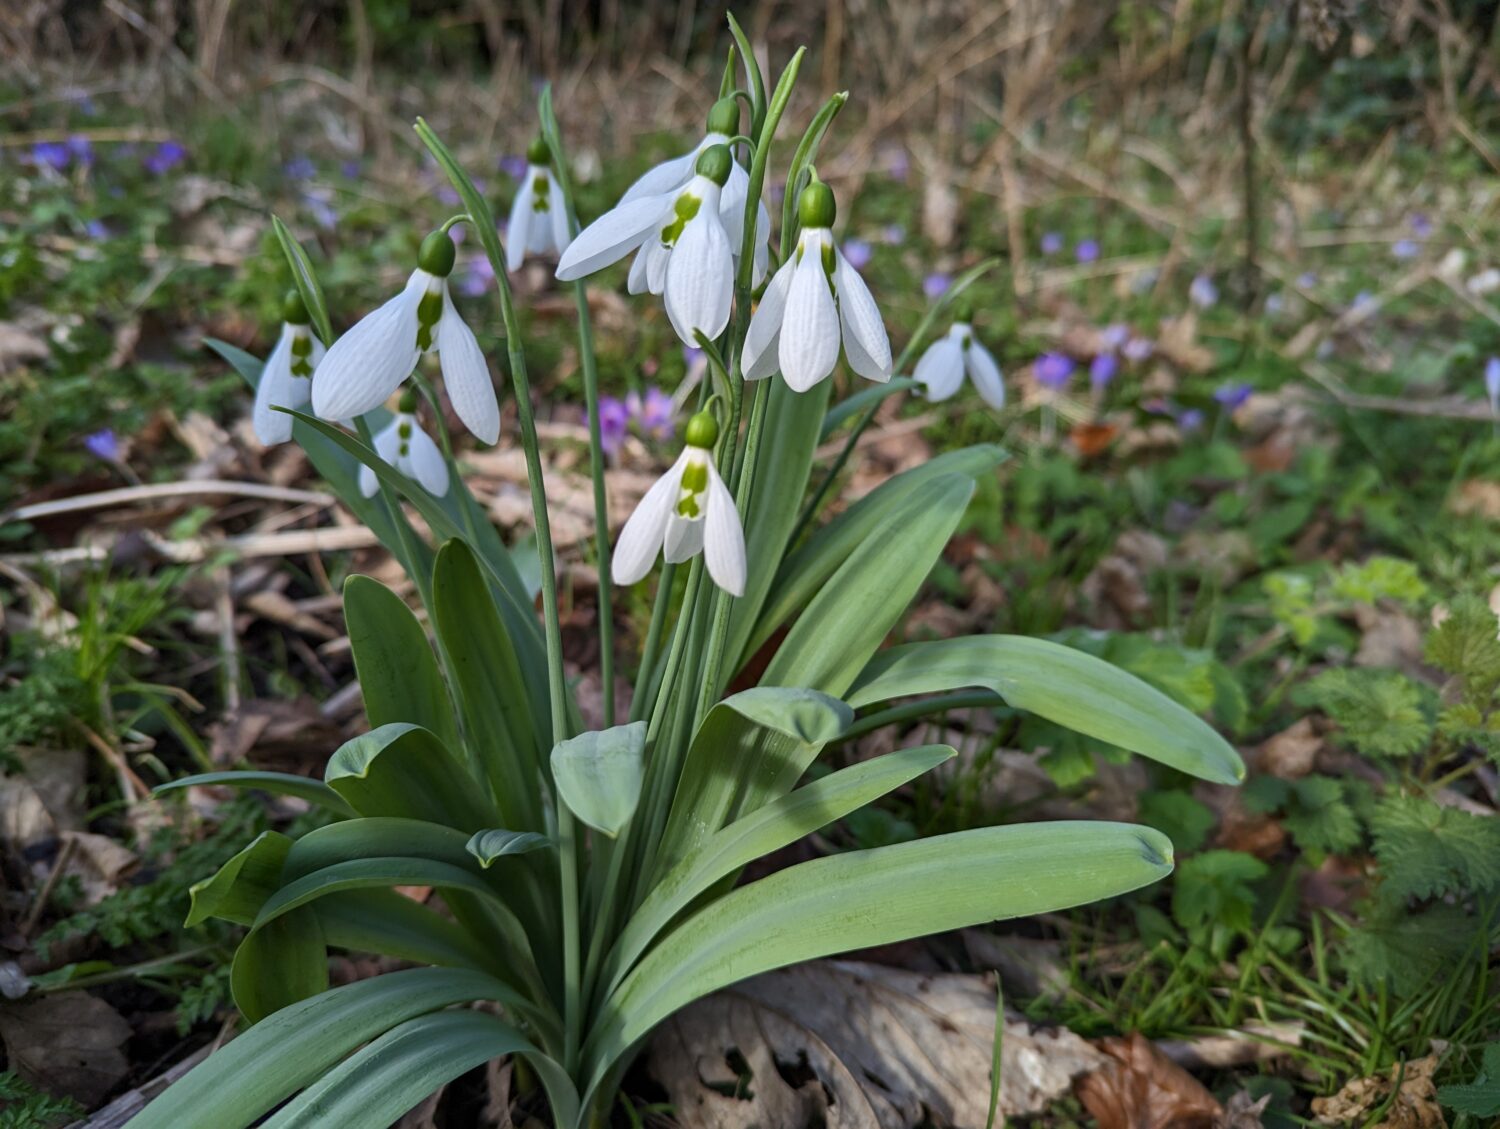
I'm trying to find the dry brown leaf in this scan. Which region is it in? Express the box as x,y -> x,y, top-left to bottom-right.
1312,1055 -> 1445,1128
0,322 -> 50,372
1076,1033 -> 1223,1129
1353,606 -> 1427,678
1155,313 -> 1215,372
648,960 -> 1103,1129
59,830 -> 137,907
1177,531 -> 1256,587
1448,480 -> 1500,520
1082,530 -> 1168,628
1256,718 -> 1322,780
0,991 -> 132,1107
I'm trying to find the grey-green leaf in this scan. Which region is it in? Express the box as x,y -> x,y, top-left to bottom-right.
467,828 -> 553,867
550,722 -> 647,838
325,722 -> 497,831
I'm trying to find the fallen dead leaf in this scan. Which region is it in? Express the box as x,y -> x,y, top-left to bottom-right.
1082,530 -> 1169,628
0,991 -> 132,1107
1447,480 -> 1500,520
1076,1032 -> 1224,1129
1255,718 -> 1322,780
1155,313 -> 1215,372
1311,1054 -> 1445,1128
58,830 -> 137,907
1353,605 -> 1427,678
648,960 -> 1104,1129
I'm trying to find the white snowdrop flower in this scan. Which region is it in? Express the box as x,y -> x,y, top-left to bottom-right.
1468,268 -> 1500,296
252,290 -> 326,446
913,322 -> 1005,409
358,392 -> 449,499
612,410 -> 745,596
558,146 -> 736,348
312,229 -> 499,445
506,137 -> 570,272
742,180 -> 893,392
615,98 -> 770,286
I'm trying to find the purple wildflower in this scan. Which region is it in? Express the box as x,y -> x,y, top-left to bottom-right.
1410,213 -> 1433,238
84,429 -> 119,461
1296,271 -> 1318,289
341,160 -> 362,179
500,155 -> 528,180
1486,357 -> 1500,411
628,386 -> 675,441
303,188 -> 338,231
1178,408 -> 1205,432
1035,353 -> 1076,390
284,155 -> 316,181
84,219 -> 109,239
596,396 -> 628,458
1352,290 -> 1375,313
1040,231 -> 1063,256
923,272 -> 951,299
1089,353 -> 1118,388
881,224 -> 906,245
1213,381 -> 1253,410
458,254 -> 495,298
883,145 -> 909,182
437,184 -> 462,207
842,239 -> 873,271
1392,239 -> 1419,260
1075,239 -> 1100,264
31,142 -> 71,171
66,136 -> 94,167
1189,273 -> 1219,309
1122,337 -> 1154,363
1265,293 -> 1285,314
1100,323 -> 1130,350
143,141 -> 186,175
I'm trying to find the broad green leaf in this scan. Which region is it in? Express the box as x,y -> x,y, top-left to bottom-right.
344,575 -> 458,750
585,821 -> 1173,1086
760,473 -> 975,697
271,215 -> 335,346
745,448 -> 1004,659
260,1010 -> 579,1129
315,890 -> 501,979
125,968 -> 519,1129
325,723 -> 496,831
603,744 -> 953,999
157,772 -> 353,818
551,722 -> 647,838
656,687 -> 852,875
468,828 -> 552,866
281,817 -> 477,883
185,831 -> 291,927
847,636 -> 1245,785
432,539 -> 545,830
231,905 -> 327,1024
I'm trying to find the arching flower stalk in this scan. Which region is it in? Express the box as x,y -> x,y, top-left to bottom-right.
507,136 -> 571,271
252,289 -> 326,446
312,228 -> 499,444
612,409 -> 745,595
742,178 -> 893,392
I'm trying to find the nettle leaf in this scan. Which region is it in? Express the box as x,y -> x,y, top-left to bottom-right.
1244,775 -> 1365,856
551,723 -> 647,838
1371,795 -> 1500,903
1438,1041 -> 1500,1119
1297,668 -> 1432,759
1343,902 -> 1477,993
1170,850 -> 1268,933
1137,791 -> 1216,854
1425,595 -> 1500,689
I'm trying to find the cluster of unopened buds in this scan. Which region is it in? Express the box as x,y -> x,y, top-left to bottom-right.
250,96 -> 1007,596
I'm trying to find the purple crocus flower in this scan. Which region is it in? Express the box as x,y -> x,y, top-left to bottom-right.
31,142 -> 71,171
1122,337 -> 1154,363
1392,239 -> 1419,260
1213,381 -> 1253,410
500,155 -> 528,180
596,396 -> 629,458
1265,293 -> 1285,314
682,344 -> 704,370
437,184 -> 462,207
1296,271 -> 1318,289
628,386 -> 675,441
84,429 -> 119,460
1089,353 -> 1118,388
881,224 -> 906,245
1410,213 -> 1433,238
923,272 -> 951,299
84,219 -> 109,239
883,145 -> 909,182
341,160 -> 362,179
1040,231 -> 1063,256
842,239 -> 873,271
1035,353 -> 1076,390
144,141 -> 187,175
1075,239 -> 1100,264
284,155 -> 316,181
1178,408 -> 1206,432
1189,273 -> 1219,309
66,136 -> 94,167
1100,323 -> 1130,350
458,254 -> 495,298
1486,357 -> 1500,412
1352,290 -> 1375,313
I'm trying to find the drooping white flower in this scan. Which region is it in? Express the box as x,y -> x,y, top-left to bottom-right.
742,180 -> 893,392
311,229 -> 499,444
612,410 -> 745,596
358,392 -> 449,498
506,138 -> 570,272
252,290 -> 326,446
913,323 -> 1005,409
558,146 -> 735,347
616,97 -> 770,286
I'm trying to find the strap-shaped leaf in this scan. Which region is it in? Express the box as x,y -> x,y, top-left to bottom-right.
745,447 -> 1004,659
325,723 -> 496,831
603,744 -> 953,1000
281,817 -> 476,883
124,967 -> 518,1129
314,889 -> 499,977
759,473 -> 975,698
185,830 -> 292,927
260,1009 -> 579,1129
655,687 -> 852,875
156,772 -> 353,817
585,821 -> 1173,1087
432,538 -> 545,830
846,636 -> 1245,785
468,828 -> 553,866
344,574 -> 459,751
551,722 -> 647,838
231,905 -> 328,1023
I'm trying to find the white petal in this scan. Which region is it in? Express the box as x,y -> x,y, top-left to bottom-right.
626,242 -> 653,295
664,208 -> 733,346
779,236 -> 841,392
912,337 -> 966,402
555,194 -> 673,281
612,451 -> 687,585
741,257 -> 795,380
252,326 -> 298,445
645,240 -> 670,295
360,419 -> 403,497
663,513 -> 705,564
618,141 -> 705,205
834,248 -> 893,382
702,461 -> 746,596
402,419 -> 450,497
436,290 -> 499,445
965,339 -> 1006,409
751,203 -> 770,287
718,160 -> 750,242
548,177 -> 571,255
312,272 -> 424,420
527,196 -> 552,254
506,177 -> 535,271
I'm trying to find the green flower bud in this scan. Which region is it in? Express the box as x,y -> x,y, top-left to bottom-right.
798,180 -> 836,229
695,144 -> 733,188
685,409 -> 720,449
281,288 -> 311,326
526,136 -> 551,166
417,229 -> 457,277
398,389 -> 420,414
706,97 -> 740,137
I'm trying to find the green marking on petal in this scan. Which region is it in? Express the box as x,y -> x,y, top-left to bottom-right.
532,174 -> 551,211
676,494 -> 702,518
398,421 -> 413,440
821,242 -> 836,280
416,289 -> 444,350
660,193 -> 702,246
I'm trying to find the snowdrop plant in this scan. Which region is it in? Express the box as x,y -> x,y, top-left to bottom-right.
144,18 -> 1243,1129
506,137 -> 571,271
358,391 -> 449,499
251,290 -> 325,446
913,316 -> 1005,409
